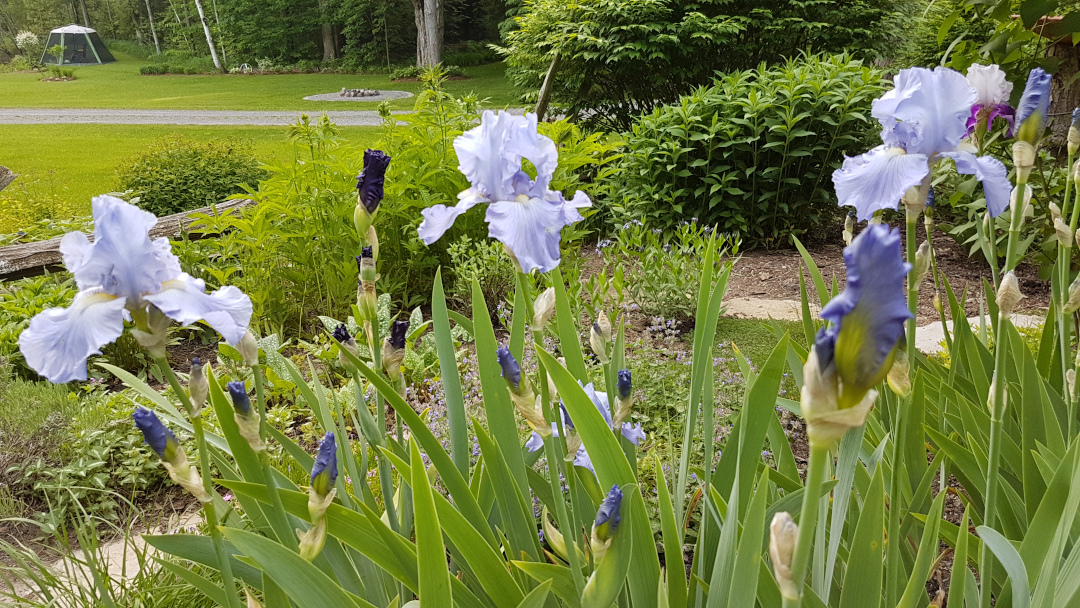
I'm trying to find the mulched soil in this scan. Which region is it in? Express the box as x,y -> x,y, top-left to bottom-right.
726,222 -> 1050,324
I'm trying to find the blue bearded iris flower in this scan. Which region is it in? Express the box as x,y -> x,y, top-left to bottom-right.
803,224 -> 912,446
593,484 -> 623,542
19,196 -> 252,383
417,111 -> 591,273
833,67 -> 1011,220
525,382 -> 645,471
1015,67 -> 1052,144
311,432 -> 338,497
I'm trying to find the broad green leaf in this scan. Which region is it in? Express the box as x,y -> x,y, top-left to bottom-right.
654,456 -> 687,608
410,439 -> 453,604
153,557 -> 229,606
839,463 -> 884,608
516,581 -> 552,608
551,267 -> 588,381
897,490 -> 946,608
223,528 -> 369,608
978,526 -> 1030,608
433,269 -> 469,477
513,562 -> 581,608
727,469 -> 767,608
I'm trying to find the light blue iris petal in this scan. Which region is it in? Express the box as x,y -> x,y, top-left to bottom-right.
1016,67 -> 1052,128
144,273 -> 253,345
503,113 -> 559,192
819,225 -> 912,399
873,67 -> 976,157
417,194 -> 484,245
940,151 -> 1011,217
70,196 -> 182,302
573,447 -> 594,472
525,432 -> 545,452
832,146 -> 930,221
621,422 -> 645,446
453,110 -> 520,202
19,290 -> 128,383
581,382 -> 612,426
486,197 -> 570,273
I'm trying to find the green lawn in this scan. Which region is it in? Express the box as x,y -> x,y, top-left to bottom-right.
0,124 -> 381,213
0,53 -> 520,111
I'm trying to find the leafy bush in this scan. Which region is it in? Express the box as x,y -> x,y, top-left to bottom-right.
443,41 -> 500,67
0,175 -> 85,237
114,136 -> 266,217
608,53 -> 886,248
499,0 -> 909,130
446,235 -> 516,308
390,64 -> 466,79
105,38 -> 155,60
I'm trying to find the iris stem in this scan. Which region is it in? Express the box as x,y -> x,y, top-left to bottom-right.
981,171 -> 1028,608
156,360 -> 242,608
783,444 -> 829,608
520,270 -> 585,595
253,363 -> 298,550
1060,149 -> 1077,438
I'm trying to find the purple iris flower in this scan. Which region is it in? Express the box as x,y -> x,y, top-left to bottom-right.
311,432 -> 338,496
389,320 -> 409,350
356,149 -> 391,215
133,406 -> 178,461
817,224 -> 912,408
832,67 -> 1011,220
1015,67 -> 1052,143
19,196 -> 252,383
525,382 -> 644,472
417,111 -> 591,273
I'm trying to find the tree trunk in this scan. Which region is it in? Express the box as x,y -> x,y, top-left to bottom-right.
1047,39 -> 1080,146
318,0 -> 336,60
79,0 -> 91,27
413,0 -> 442,68
144,0 -> 160,54
192,0 -> 223,71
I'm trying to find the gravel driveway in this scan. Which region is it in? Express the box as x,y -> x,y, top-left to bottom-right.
0,108 -> 405,126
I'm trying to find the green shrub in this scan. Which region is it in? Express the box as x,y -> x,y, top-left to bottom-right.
499,0 -> 909,131
446,235 -> 516,308
114,135 -> 267,217
0,273 -> 79,377
390,63 -> 466,79
608,53 -> 886,248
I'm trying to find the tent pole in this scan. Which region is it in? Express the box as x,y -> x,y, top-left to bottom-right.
87,34 -> 102,63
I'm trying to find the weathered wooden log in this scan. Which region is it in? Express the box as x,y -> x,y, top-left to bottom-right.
0,166 -> 16,192
0,198 -> 255,281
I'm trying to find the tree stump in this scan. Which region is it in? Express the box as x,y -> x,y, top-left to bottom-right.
1047,38 -> 1080,145
0,166 -> 16,192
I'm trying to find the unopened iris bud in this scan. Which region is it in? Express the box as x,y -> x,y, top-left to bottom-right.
333,324 -> 359,371
996,271 -> 1024,315
228,380 -> 265,453
933,291 -> 943,314
1015,67 -> 1051,146
1066,276 -> 1080,314
382,320 -> 409,380
497,345 -> 547,436
1011,185 -> 1033,220
842,211 -> 855,246
613,368 -> 633,428
902,183 -> 926,219
237,330 -> 259,367
357,247 -> 377,321
591,484 -> 623,563
559,403 -> 582,455
1074,160 -> 1080,187
353,149 -> 391,240
1051,203 -> 1072,246
769,512 -> 799,600
590,311 -> 612,364
188,358 -> 208,416
133,407 -> 211,502
299,432 -> 338,561
887,344 -> 911,398
1013,142 -> 1036,182
911,240 -> 931,291
131,306 -> 171,359
533,287 -> 556,330
1067,106 -> 1080,154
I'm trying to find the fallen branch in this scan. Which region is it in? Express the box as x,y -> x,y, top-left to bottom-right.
0,199 -> 255,281
0,166 -> 16,192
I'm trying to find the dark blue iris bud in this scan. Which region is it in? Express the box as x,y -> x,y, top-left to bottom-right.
227,381 -> 251,416
355,255 -> 363,273
191,357 -> 201,368
560,403 -> 575,430
389,320 -> 409,350
813,326 -> 836,370
593,484 -> 623,540
356,149 -> 391,215
133,406 -> 177,461
360,246 -> 373,259
925,188 -> 935,210
332,324 -> 351,343
311,432 -> 339,496
617,369 -> 632,400
497,345 -> 521,392
1072,107 -> 1080,129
